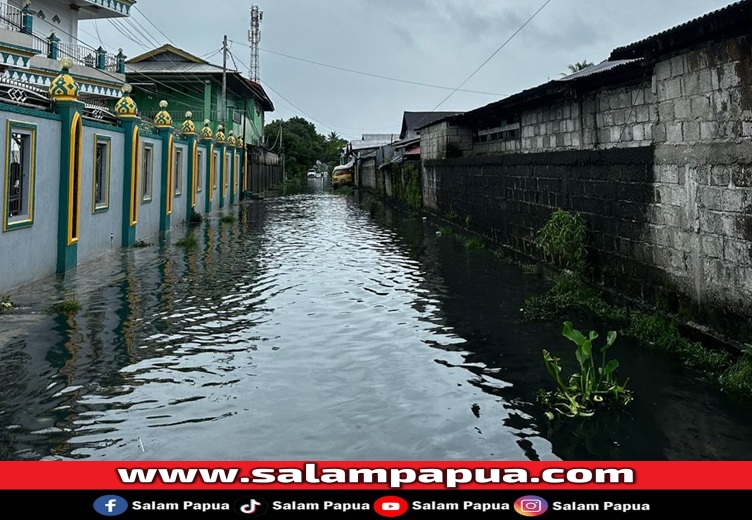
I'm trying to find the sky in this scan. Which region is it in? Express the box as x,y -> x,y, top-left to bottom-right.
84,0 -> 739,141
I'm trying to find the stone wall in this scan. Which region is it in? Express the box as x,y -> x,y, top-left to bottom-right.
419,34 -> 752,343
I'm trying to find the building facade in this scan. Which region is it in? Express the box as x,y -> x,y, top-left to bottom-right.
419,1 -> 752,343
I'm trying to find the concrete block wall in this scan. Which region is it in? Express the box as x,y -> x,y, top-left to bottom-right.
421,122 -> 473,160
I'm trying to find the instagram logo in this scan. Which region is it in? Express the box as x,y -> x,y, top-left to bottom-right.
514,495 -> 548,517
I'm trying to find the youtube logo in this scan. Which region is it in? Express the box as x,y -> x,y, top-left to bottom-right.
374,496 -> 409,517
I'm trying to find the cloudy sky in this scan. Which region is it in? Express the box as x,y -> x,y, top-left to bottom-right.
85,0 -> 737,140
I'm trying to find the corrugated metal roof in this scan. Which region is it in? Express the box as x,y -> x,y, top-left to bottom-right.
557,59 -> 641,81
610,0 -> 752,59
350,139 -> 395,151
126,62 -> 227,75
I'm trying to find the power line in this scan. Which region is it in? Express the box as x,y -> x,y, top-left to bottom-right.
228,39 -> 506,97
429,0 -> 554,111
257,78 -> 356,140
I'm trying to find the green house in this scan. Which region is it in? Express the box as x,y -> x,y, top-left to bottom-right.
124,44 -> 274,145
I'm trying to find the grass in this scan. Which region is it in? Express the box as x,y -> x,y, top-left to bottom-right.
464,237 -> 485,251
220,214 -> 236,224
176,234 -> 198,249
48,299 -> 81,316
520,271 -> 752,399
719,345 -> 752,397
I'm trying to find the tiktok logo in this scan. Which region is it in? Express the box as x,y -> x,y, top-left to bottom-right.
93,495 -> 129,516
234,497 -> 268,516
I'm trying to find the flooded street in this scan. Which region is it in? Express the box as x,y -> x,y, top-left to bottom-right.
1,181 -> 751,461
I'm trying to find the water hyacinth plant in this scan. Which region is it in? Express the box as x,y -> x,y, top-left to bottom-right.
539,321 -> 633,419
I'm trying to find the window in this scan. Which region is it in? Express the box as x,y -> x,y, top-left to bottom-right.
69,114 -> 82,244
4,121 -> 36,232
196,149 -> 204,193
92,135 -> 111,213
225,153 -> 230,189
213,150 -> 219,190
174,147 -> 183,196
234,154 -> 239,194
141,143 -> 153,202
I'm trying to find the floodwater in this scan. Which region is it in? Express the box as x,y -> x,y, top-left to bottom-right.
1,179 -> 751,461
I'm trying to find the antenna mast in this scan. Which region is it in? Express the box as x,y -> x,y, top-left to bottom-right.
249,5 -> 262,82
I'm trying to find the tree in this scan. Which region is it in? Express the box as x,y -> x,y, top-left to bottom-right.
264,118 -> 348,178
562,60 -> 595,76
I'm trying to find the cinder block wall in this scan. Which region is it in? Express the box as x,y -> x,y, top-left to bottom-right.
421,34 -> 752,342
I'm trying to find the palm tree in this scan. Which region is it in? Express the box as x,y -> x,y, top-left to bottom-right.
326,131 -> 340,142
563,60 -> 595,76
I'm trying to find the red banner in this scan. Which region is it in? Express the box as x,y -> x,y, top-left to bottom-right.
0,461 -> 750,490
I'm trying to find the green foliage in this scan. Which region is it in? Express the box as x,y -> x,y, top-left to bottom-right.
522,272 -> 627,322
465,237 -> 484,251
132,240 -> 151,248
220,214 -> 236,224
719,344 -> 752,398
176,234 -> 198,249
440,226 -> 453,236
464,215 -> 472,229
563,60 -> 595,76
402,164 -> 422,211
536,210 -> 588,273
263,117 -> 347,177
446,206 -> 459,223
539,321 -> 633,419
626,312 -> 729,373
48,299 -> 81,316
521,263 -> 541,275
0,295 -> 13,313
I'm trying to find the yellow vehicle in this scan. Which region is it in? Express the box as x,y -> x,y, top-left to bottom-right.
331,160 -> 354,188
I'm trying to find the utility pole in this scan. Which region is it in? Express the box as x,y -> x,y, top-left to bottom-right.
221,34 -> 227,129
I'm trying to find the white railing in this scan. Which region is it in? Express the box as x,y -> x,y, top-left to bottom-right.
0,2 -> 22,32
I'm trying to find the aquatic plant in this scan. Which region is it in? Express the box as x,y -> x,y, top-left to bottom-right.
536,209 -> 588,274
719,344 -> 752,398
464,237 -> 484,251
176,234 -> 198,249
0,295 -> 13,312
539,321 -> 633,419
220,214 -> 236,224
440,226 -> 453,236
48,299 -> 81,316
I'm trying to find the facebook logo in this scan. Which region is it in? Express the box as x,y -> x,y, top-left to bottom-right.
93,495 -> 129,516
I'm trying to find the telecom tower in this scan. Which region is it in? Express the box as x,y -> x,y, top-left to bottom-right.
249,5 -> 262,82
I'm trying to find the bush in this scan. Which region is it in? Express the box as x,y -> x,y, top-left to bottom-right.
536,210 -> 588,273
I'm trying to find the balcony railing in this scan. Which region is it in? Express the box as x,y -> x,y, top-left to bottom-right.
0,2 -> 23,32
0,4 -> 125,74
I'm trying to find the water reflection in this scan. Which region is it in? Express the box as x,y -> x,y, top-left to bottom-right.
0,186 -> 750,461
